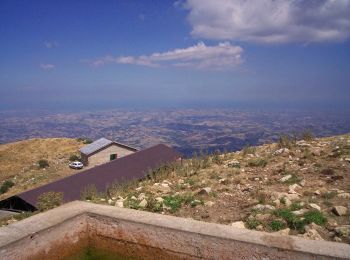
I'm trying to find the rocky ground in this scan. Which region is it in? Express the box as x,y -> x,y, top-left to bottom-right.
96,133 -> 350,244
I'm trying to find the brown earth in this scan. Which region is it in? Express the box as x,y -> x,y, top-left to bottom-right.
0,138 -> 85,200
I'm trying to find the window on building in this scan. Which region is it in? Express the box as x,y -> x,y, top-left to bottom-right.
110,154 -> 117,161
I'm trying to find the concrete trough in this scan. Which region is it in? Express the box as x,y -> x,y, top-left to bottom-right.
0,201 -> 349,259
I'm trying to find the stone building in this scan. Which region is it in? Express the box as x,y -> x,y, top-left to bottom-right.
79,138 -> 138,166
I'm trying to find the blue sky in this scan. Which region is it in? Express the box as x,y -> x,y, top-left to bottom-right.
1,0 -> 350,110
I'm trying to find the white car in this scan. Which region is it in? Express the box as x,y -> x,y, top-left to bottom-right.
69,161 -> 83,169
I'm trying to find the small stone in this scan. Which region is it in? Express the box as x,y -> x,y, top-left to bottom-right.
155,197 -> 164,203
139,199 -> 148,208
278,228 -> 290,236
284,197 -> 292,207
335,225 -> 350,236
231,221 -> 246,229
138,193 -> 146,200
256,225 -> 264,231
131,196 -> 137,200
135,187 -> 142,191
334,237 -> 342,242
204,201 -> 215,207
253,204 -> 275,211
115,201 -> 124,208
108,199 -> 113,205
314,190 -> 321,195
219,178 -> 228,185
100,198 -> 106,202
273,148 -> 290,156
292,209 -> 308,216
332,206 -> 348,216
198,187 -> 211,195
255,213 -> 271,221
309,203 -> 321,211
302,228 -> 324,240
344,158 -> 350,163
299,179 -> 306,187
280,175 -> 292,182
337,193 -> 350,199
273,199 -> 281,208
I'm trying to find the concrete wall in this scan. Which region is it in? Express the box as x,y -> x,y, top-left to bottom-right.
0,201 -> 349,260
86,144 -> 135,167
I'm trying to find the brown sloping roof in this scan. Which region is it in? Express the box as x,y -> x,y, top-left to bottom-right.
2,144 -> 181,210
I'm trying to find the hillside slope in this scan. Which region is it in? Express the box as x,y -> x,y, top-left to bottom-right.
0,138 -> 85,199
101,133 -> 350,244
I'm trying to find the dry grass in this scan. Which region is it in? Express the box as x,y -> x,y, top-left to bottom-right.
0,138 -> 84,199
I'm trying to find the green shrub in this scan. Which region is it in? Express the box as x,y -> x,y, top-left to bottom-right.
243,146 -> 256,155
37,192 -> 63,211
80,184 -> 98,200
278,134 -> 295,149
300,129 -> 314,141
69,154 -> 80,162
304,210 -> 327,226
0,180 -> 14,194
273,208 -> 305,231
247,158 -> 268,167
163,195 -> 183,213
290,202 -> 303,211
38,159 -> 49,168
212,150 -> 223,165
83,139 -> 93,144
269,220 -> 286,231
246,218 -> 260,229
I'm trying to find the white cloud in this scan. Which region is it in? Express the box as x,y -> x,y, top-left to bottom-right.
44,41 -> 58,48
40,63 -> 55,70
182,0 -> 350,43
87,42 -> 243,70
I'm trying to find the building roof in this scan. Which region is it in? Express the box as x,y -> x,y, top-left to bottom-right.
0,144 -> 181,211
79,138 -> 137,156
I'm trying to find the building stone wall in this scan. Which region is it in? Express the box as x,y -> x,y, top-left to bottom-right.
86,144 -> 135,167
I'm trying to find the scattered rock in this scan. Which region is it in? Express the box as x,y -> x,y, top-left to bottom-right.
299,179 -> 306,187
115,201 -> 124,208
256,225 -> 264,231
252,204 -> 275,211
273,148 -> 290,156
198,187 -> 211,195
283,197 -> 292,207
309,203 -> 321,211
335,225 -> 350,236
280,175 -> 292,182
302,228 -> 324,241
155,197 -> 164,203
227,159 -> 240,168
135,187 -> 142,191
107,199 -> 113,205
273,199 -> 281,208
231,221 -> 246,229
337,193 -> 350,199
332,206 -> 348,216
138,193 -> 146,200
288,183 -> 301,194
204,201 -> 215,207
131,196 -> 137,200
292,209 -> 308,216
278,228 -> 290,236
219,178 -> 228,185
139,199 -> 148,208
314,190 -> 321,195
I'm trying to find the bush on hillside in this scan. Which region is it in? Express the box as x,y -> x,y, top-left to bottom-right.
0,180 -> 14,194
69,154 -> 80,162
38,159 -> 49,168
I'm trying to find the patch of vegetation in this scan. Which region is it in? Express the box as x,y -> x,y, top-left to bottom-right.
247,158 -> 268,167
302,149 -> 313,160
83,139 -> 93,144
123,198 -> 140,210
290,201 -> 303,211
246,218 -> 261,229
37,191 -> 63,211
283,173 -> 301,184
273,208 -> 305,231
304,210 -> 327,226
212,150 -> 223,165
278,134 -> 296,149
69,154 -> 80,162
300,129 -> 314,141
163,195 -> 183,213
37,159 -> 49,168
243,145 -> 256,155
269,220 -> 286,231
0,180 -> 14,194
321,191 -> 337,200
80,184 -> 98,200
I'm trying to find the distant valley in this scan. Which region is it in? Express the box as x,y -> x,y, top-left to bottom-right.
1,109 -> 350,156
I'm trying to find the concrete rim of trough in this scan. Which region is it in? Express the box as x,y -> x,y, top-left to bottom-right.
0,201 -> 349,259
